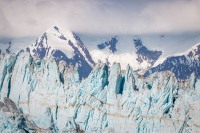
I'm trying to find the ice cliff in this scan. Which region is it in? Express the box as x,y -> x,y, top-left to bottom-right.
0,52 -> 200,133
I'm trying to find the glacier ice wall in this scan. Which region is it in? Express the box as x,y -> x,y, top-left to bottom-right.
0,52 -> 200,133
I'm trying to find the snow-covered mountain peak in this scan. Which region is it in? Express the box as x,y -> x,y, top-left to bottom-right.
144,42 -> 200,80
133,38 -> 162,68
187,43 -> 200,60
97,36 -> 118,53
29,27 -> 74,59
27,26 -> 95,78
46,26 -> 60,34
46,26 -> 78,44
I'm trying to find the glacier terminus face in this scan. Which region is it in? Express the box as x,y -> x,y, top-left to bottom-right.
0,51 -> 200,133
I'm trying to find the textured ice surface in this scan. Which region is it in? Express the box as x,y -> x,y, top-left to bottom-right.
0,52 -> 200,133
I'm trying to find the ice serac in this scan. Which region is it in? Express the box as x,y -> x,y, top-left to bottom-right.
144,43 -> 200,80
11,51 -> 81,131
134,38 -> 162,67
0,97 -> 54,132
107,63 -> 123,105
0,52 -> 200,132
123,64 -> 135,95
28,26 -> 95,79
0,54 -> 16,100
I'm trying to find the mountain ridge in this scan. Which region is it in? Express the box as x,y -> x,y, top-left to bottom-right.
144,43 -> 200,79
0,26 -> 200,80
26,26 -> 95,79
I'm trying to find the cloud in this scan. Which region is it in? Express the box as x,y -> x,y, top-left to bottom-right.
0,9 -> 13,39
0,0 -> 200,39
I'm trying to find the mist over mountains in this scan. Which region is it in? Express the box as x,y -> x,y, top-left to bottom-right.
1,1 -> 200,131
1,26 -> 200,80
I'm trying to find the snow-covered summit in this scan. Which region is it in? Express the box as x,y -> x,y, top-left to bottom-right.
187,43 -> 200,60
26,26 -> 95,78
97,36 -> 118,53
144,42 -> 200,80
90,36 -> 163,71
133,38 -> 162,66
1,26 -> 199,80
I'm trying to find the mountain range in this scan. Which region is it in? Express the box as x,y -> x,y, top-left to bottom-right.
0,26 -> 200,80
0,26 -> 200,132
144,43 -> 200,79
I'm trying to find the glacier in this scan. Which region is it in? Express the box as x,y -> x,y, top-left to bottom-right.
0,51 -> 200,133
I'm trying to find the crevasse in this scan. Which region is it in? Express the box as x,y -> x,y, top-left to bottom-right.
0,51 -> 200,133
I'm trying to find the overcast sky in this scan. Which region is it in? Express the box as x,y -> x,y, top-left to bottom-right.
0,0 -> 200,38
0,0 -> 200,53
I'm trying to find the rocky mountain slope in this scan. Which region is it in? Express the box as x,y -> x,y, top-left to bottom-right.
26,26 -> 95,79
144,43 -> 200,80
97,36 -> 118,54
1,26 -> 200,80
91,36 -> 163,70
133,38 -> 162,67
0,52 -> 200,132
0,97 -> 54,132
